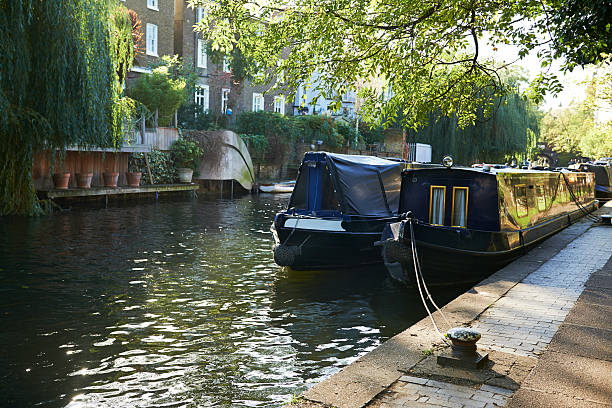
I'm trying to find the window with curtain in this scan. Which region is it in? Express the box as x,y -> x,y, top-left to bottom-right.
146,24 -> 158,56
197,39 -> 207,68
429,186 -> 445,225
451,187 -> 468,227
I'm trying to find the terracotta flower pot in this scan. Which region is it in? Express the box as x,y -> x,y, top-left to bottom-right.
75,172 -> 93,189
52,172 -> 71,190
103,172 -> 119,188
126,171 -> 142,187
177,168 -> 193,183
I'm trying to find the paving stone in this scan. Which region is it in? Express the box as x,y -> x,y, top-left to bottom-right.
522,351 -> 612,405
399,375 -> 428,385
578,288 -> 612,307
479,384 -> 515,396
507,388 -> 608,408
563,302 -> 612,329
547,324 -> 612,360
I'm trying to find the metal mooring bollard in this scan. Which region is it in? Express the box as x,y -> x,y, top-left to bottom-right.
437,327 -> 489,369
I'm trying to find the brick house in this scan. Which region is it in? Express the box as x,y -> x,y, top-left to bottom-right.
174,1 -> 293,120
120,0 -> 294,120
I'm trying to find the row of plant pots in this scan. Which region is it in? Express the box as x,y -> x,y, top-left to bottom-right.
51,172 -> 143,190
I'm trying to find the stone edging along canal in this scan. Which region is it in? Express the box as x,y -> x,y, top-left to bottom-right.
291,202 -> 612,408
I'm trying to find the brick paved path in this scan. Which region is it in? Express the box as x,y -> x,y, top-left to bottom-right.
473,227 -> 612,358
375,226 -> 612,408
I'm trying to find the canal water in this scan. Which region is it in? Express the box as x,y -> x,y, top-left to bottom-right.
0,195 -> 468,408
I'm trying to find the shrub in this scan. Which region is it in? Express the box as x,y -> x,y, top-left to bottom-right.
170,137 -> 203,176
129,150 -> 176,184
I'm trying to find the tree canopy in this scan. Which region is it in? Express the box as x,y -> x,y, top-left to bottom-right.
0,1 -> 134,215
189,0 -> 611,129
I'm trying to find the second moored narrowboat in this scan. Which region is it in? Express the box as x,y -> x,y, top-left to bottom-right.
380,162 -> 597,285
271,152 -> 404,270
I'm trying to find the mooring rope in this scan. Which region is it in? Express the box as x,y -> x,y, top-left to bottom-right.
408,219 -> 451,345
560,173 -> 600,223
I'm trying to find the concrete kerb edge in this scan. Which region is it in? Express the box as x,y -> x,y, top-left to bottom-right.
299,211 -> 605,408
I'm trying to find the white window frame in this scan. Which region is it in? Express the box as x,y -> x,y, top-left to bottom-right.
252,93 -> 263,112
197,38 -> 207,69
146,23 -> 158,56
195,85 -> 209,113
274,96 -> 285,115
223,56 -> 231,73
147,0 -> 159,11
221,88 -> 230,114
195,6 -> 205,23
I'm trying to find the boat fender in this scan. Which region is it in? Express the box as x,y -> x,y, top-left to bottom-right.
273,244 -> 300,266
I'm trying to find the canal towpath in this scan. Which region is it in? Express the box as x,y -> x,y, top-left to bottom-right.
292,201 -> 612,408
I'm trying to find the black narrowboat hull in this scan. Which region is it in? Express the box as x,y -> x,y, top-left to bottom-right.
272,216 -> 397,270
381,203 -> 597,286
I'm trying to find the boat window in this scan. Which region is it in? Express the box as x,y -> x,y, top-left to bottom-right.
515,184 -> 528,218
536,185 -> 546,212
451,187 -> 468,227
429,185 -> 446,225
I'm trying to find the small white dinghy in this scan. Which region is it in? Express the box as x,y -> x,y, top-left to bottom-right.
259,181 -> 295,193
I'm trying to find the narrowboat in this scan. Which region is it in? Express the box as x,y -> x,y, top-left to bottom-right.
573,163 -> 612,202
271,152 -> 403,270
380,160 -> 597,285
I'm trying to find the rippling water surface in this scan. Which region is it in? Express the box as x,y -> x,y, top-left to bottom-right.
0,195 -> 467,407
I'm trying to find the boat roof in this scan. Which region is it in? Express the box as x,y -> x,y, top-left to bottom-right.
302,151 -> 402,167
404,166 -> 592,176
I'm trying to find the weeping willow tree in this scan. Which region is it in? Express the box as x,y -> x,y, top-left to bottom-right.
0,1 -> 135,215
406,87 -> 540,165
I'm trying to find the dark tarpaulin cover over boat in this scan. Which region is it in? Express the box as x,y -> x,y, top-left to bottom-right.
289,152 -> 403,216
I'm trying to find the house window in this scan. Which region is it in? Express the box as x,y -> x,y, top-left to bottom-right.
274,96 -> 285,114
221,88 -> 230,114
197,38 -> 207,68
195,6 -> 205,23
147,0 -> 158,11
146,24 -> 158,56
223,56 -> 231,73
429,186 -> 446,225
252,93 -> 263,112
515,185 -> 528,218
451,187 -> 468,227
195,85 -> 209,112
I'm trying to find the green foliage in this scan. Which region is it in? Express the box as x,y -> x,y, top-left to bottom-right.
129,150 -> 176,184
292,115 -> 344,147
540,107 -> 593,156
359,124 -> 385,144
239,134 -> 269,164
235,111 -> 299,163
189,0 -> 609,130
128,67 -> 187,127
579,122 -> 612,159
0,0 -> 133,215
549,0 -> 612,68
406,88 -> 540,164
178,103 -> 218,130
170,138 -> 204,174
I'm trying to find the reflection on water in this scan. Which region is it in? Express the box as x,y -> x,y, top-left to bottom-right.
0,195 -> 467,407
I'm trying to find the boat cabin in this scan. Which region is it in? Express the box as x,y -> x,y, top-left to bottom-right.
399,167 -> 596,232
287,152 -> 403,218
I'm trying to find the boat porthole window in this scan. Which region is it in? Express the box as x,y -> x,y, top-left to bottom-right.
451,187 -> 468,227
429,185 -> 446,225
514,184 -> 528,218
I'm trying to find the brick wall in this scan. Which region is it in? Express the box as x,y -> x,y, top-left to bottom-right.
124,0 -> 175,67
